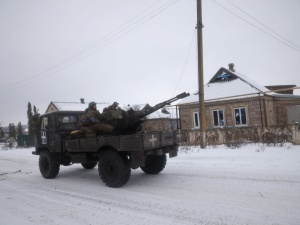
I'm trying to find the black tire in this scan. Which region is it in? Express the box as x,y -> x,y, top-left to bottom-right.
98,150 -> 131,188
81,162 -> 97,169
39,150 -> 60,179
140,154 -> 167,174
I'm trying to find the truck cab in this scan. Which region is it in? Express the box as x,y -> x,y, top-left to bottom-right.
34,111 -> 83,154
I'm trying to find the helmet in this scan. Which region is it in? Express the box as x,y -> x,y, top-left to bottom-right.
89,101 -> 96,109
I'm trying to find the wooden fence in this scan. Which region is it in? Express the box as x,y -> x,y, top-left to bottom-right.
187,124 -> 300,147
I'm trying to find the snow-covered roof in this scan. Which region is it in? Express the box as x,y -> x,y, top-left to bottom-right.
52,102 -> 87,111
146,107 -> 179,119
179,67 -> 280,105
46,102 -> 109,113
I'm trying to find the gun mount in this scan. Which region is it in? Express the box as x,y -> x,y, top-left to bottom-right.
102,92 -> 190,135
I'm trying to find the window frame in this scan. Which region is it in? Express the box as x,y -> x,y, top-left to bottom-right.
193,111 -> 200,129
41,117 -> 48,130
234,107 -> 247,126
212,109 -> 225,127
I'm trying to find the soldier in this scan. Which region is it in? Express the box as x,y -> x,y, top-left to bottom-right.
78,101 -> 114,136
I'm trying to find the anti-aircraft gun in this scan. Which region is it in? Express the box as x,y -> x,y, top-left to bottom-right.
102,92 -> 190,135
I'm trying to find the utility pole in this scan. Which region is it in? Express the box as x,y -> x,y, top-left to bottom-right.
196,0 -> 206,148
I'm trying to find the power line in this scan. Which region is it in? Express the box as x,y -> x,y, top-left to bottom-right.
210,0 -> 300,54
172,29 -> 196,97
0,0 -> 170,90
224,0 -> 300,50
0,0 -> 179,91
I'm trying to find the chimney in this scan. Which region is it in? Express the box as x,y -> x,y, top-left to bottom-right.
228,63 -> 235,72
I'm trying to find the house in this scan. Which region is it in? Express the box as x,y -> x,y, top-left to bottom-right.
177,64 -> 300,144
142,107 -> 181,132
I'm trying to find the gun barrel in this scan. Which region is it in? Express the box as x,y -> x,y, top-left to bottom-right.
128,92 -> 190,120
175,92 -> 190,100
164,92 -> 190,104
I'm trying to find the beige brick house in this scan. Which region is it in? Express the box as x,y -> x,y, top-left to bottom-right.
177,65 -> 300,142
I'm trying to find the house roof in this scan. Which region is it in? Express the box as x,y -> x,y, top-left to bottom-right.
146,107 -> 179,119
46,101 -> 109,113
179,67 -> 298,105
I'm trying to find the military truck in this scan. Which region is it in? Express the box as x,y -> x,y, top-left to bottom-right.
32,92 -> 189,187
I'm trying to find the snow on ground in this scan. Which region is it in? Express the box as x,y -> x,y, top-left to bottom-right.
0,144 -> 300,225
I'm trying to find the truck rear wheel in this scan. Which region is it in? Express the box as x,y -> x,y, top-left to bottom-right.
140,154 -> 167,174
81,162 -> 97,169
39,150 -> 60,179
98,150 -> 131,187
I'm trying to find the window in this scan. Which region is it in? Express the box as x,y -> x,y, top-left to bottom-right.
58,115 -> 77,123
193,112 -> 200,129
57,115 -> 78,130
234,107 -> 247,126
41,117 -> 48,130
212,109 -> 224,127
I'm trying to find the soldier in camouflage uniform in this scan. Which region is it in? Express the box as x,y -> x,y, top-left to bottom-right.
78,102 -> 114,136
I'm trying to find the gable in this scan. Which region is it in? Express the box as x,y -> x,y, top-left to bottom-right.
209,68 -> 238,83
179,66 -> 275,105
208,67 -> 269,93
46,102 -> 59,113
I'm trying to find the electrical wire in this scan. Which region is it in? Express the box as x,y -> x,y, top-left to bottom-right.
0,0 -> 172,90
172,29 -> 196,97
225,0 -> 300,50
210,0 -> 300,54
0,0 -> 179,91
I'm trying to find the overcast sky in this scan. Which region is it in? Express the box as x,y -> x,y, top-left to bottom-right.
0,0 -> 299,127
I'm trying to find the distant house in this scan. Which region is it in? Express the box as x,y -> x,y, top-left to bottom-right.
178,64 -> 300,132
142,107 -> 181,131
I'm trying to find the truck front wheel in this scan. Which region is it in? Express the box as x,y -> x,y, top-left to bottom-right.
39,150 -> 60,179
140,154 -> 167,174
98,150 -> 131,187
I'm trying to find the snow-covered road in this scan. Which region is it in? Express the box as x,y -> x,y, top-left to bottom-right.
1,144 -> 300,225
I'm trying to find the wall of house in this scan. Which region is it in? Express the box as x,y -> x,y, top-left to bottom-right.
273,98 -> 300,125
142,118 -> 178,132
286,105 -> 300,124
179,105 -> 194,130
178,96 -> 300,145
179,97 -> 267,130
179,96 -> 300,132
293,124 -> 300,144
265,98 -> 276,126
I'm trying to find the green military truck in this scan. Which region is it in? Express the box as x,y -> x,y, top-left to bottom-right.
32,93 -> 189,187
